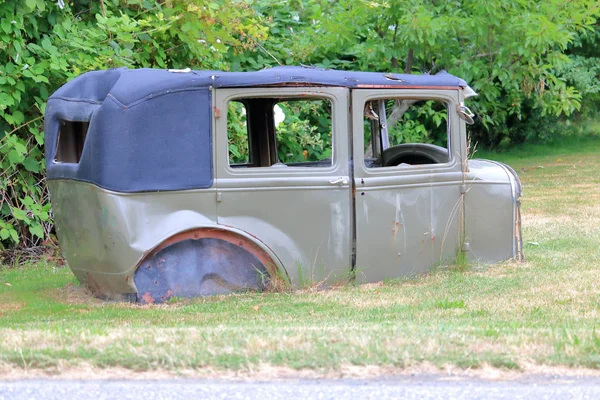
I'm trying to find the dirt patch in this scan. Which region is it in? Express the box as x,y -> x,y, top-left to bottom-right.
46,283 -> 101,306
2,362 -> 600,381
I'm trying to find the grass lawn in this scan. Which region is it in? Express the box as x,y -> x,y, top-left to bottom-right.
1,135 -> 600,376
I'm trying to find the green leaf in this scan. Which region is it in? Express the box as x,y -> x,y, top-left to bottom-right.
41,37 -> 53,51
0,229 -> 9,240
39,85 -> 48,100
13,141 -> 27,154
9,229 -> 19,244
29,223 -> 44,239
11,111 -> 25,125
8,150 -> 25,164
12,208 -> 28,221
0,20 -> 11,34
22,156 -> 41,173
21,196 -> 34,208
0,93 -> 15,107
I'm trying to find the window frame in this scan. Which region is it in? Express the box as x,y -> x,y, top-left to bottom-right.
53,119 -> 90,164
218,88 -> 344,177
353,90 -> 462,177
271,97 -> 334,167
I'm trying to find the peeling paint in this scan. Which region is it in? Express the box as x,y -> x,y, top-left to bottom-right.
329,202 -> 344,262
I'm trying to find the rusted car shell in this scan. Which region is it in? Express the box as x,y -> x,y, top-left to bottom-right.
45,66 -> 523,302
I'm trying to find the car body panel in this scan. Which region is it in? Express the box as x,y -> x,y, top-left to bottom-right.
214,87 -> 352,284
351,89 -> 465,280
44,67 -> 523,302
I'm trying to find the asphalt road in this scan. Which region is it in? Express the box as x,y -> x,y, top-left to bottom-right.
2,377 -> 600,400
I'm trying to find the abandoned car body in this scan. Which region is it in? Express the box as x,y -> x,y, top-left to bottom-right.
44,66 -> 523,303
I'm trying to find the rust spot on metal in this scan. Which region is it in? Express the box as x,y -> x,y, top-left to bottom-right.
392,221 -> 401,240
213,106 -> 221,118
141,292 -> 155,304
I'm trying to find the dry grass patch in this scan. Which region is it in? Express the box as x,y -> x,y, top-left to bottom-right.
1,140 -> 600,374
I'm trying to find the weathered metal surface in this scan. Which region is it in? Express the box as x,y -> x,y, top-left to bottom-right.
135,236 -> 269,304
49,180 -> 217,296
47,78 -> 522,302
214,87 -> 353,286
463,160 -> 520,263
351,89 -> 465,281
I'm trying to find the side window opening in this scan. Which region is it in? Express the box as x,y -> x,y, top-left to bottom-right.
226,97 -> 333,168
363,99 -> 449,168
54,120 -> 89,163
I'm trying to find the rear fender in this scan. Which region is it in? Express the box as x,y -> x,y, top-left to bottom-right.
133,227 -> 285,304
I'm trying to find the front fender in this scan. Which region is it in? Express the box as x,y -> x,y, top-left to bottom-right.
464,159 -> 523,263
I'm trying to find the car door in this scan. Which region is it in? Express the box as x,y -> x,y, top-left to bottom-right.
351,89 -> 465,282
214,87 -> 353,285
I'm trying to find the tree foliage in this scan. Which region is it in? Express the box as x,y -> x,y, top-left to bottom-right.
246,0 -> 600,146
0,0 -> 599,251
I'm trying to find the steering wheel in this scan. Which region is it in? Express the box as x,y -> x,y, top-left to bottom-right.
381,144 -> 448,167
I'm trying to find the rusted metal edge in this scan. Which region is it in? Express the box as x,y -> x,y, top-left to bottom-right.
135,228 -> 280,279
222,83 -> 461,90
355,85 -> 460,90
515,199 -> 525,262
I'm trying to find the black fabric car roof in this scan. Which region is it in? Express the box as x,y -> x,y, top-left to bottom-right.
51,66 -> 468,107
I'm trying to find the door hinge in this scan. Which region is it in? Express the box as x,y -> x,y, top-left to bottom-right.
216,192 -> 222,202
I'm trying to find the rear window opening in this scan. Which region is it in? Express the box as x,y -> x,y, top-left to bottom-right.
54,120 -> 89,163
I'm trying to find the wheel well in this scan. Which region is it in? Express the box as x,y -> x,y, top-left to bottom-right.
133,228 -> 282,303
